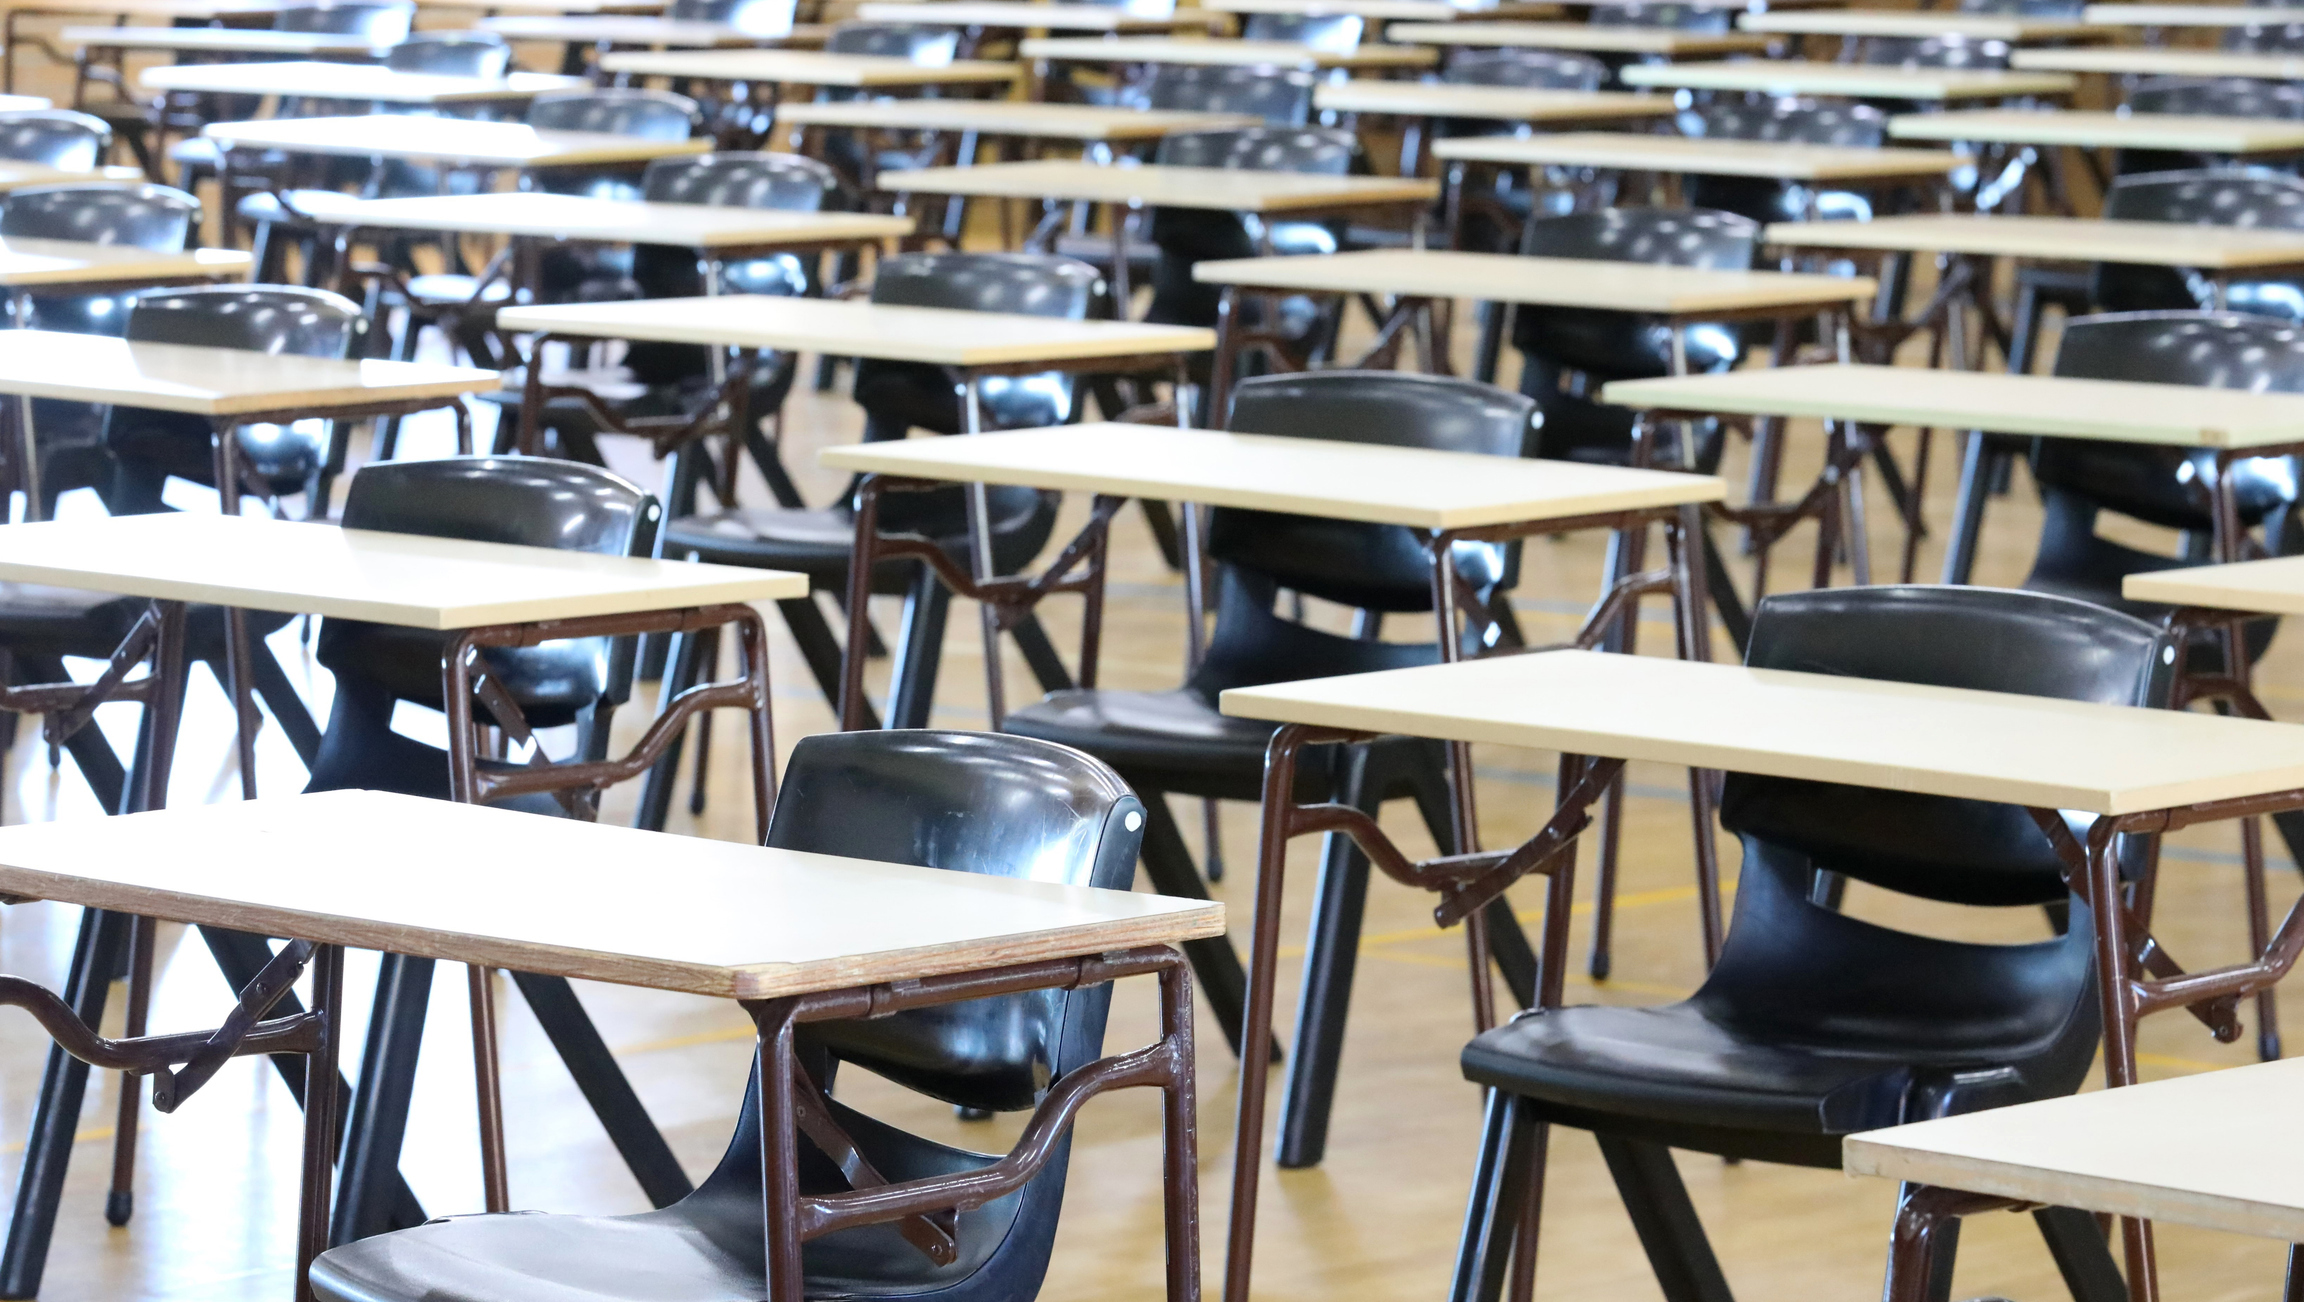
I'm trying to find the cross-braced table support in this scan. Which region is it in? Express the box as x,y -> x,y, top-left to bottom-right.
745,946 -> 1200,1302
1222,500 -> 1716,1302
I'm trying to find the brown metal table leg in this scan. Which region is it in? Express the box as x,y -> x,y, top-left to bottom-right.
297,943 -> 345,1302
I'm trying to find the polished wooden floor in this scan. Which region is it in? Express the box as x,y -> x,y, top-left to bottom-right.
0,44 -> 2294,1302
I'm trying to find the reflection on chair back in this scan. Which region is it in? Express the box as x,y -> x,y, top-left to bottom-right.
0,110 -> 108,170
384,32 -> 511,76
1121,63 -> 1315,125
1240,10 -> 1363,50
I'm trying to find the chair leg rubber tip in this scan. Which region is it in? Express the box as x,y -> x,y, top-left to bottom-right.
105,1191 -> 132,1227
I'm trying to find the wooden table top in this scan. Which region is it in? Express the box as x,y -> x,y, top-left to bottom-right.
1219,649 -> 2304,816
1764,212 -> 2304,266
774,98 -> 1259,139
1740,10 -> 2101,40
288,190 -> 912,246
1017,34 -> 1438,67
1621,58 -> 2078,98
1193,249 -> 1875,314
2012,45 -> 2304,79
477,13 -> 792,42
1890,107 -> 2304,153
62,23 -> 383,52
1432,130 -> 1962,180
2126,556 -> 2304,616
0,791 -> 1225,1000
1314,79 -> 1672,121
3,0 -> 278,16
0,95 -> 51,111
2083,3 -> 2304,25
203,114 -> 712,166
1845,1058 -> 2304,1242
0,239 -> 246,286
0,513 -> 804,627
879,158 -> 1437,209
496,293 -> 1216,364
1389,20 -> 1771,53
137,61 -> 590,102
0,161 -> 140,192
818,423 -> 1723,527
0,330 -> 491,415
594,46 -> 1023,81
1605,363 -> 2304,450
854,0 -> 1195,28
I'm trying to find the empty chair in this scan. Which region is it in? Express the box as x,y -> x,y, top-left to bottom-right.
0,109 -> 108,170
822,19 -> 960,59
1861,32 -> 2013,66
1678,99 -> 1887,224
1118,63 -> 1316,125
273,0 -> 413,39
1240,10 -> 1364,50
670,0 -> 797,33
1002,369 -> 1542,1144
162,0 -> 417,189
1958,0 -> 2085,14
1444,47 -> 1607,90
2097,169 -> 2304,320
526,88 -> 701,203
1448,584 -> 2146,1302
1145,127 -> 1357,354
1590,1 -> 1732,29
308,728 -> 1144,1302
383,30 -> 511,77
1510,207 -> 1754,465
2127,74 -> 2304,118
2224,15 -> 2304,51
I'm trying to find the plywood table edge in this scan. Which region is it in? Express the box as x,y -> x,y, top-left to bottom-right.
727,905 -> 1231,998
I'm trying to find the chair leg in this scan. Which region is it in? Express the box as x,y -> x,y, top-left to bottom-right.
1010,612 -> 1074,695
633,622 -> 710,833
104,915 -> 156,1227
1894,1182 -> 1964,1302
2032,1205 -> 2129,1302
777,595 -> 860,724
1406,751 -> 1537,1006
1594,1135 -> 1736,1302
1138,499 -> 1184,570
1447,1091 -> 1544,1302
887,567 -> 951,730
509,972 -> 693,1209
1137,789 -> 1268,1061
331,953 -> 435,1244
249,640 -> 321,766
1277,747 -> 1380,1170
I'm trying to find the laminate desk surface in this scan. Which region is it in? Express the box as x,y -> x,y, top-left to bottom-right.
1844,1057 -> 2304,1242
477,13 -> 792,42
2125,555 -> 2304,616
1888,107 -> 2304,153
1431,130 -> 1962,180
61,24 -> 383,52
1314,79 -> 1673,122
1193,249 -> 1874,314
879,158 -> 1438,210
817,423 -> 1725,528
1016,34 -> 1438,66
2083,3 -> 2304,25
1764,212 -> 2304,267
593,46 -> 1023,81
6,0 -> 277,16
0,239 -> 247,286
495,293 -> 1217,364
1606,363 -> 2304,450
854,0 -> 1194,27
0,513 -> 806,628
0,790 -> 1224,1000
1388,20 -> 1772,53
774,97 -> 1259,139
201,114 -> 713,166
137,61 -> 590,102
0,95 -> 49,111
1620,58 -> 2078,98
1740,10 -> 2100,40
0,330 -> 491,416
2012,45 -> 2304,79
288,190 -> 913,246
0,161 -> 142,191
1217,648 -> 2304,816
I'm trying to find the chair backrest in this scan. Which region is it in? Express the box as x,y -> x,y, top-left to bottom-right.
1444,47 -> 1607,90
1957,0 -> 2083,14
0,109 -> 108,169
668,0 -> 795,33
273,0 -> 411,38
1124,63 -> 1315,125
2224,17 -> 2304,51
1240,10 -> 1363,49
1152,124 -> 1355,173
1522,204 -> 1758,268
1513,206 -> 1754,383
0,181 -> 194,248
635,152 -> 836,297
2128,75 -> 2304,118
823,20 -> 958,59
384,31 -> 510,76
123,283 -> 366,357
1681,98 -> 1885,147
1590,1 -> 1731,30
1862,33 -> 2011,67
527,87 -> 700,137
2094,169 -> 2304,317
857,251 -> 1103,433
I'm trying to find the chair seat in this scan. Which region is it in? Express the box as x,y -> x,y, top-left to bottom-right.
165,137 -> 218,169
406,273 -> 515,308
0,585 -> 145,659
236,188 -> 322,230
664,506 -> 858,583
319,622 -> 607,723
1002,687 -> 1279,801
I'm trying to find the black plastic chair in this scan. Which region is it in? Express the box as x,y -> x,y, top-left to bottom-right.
275,0 -> 412,37
1118,64 -> 1315,125
163,0 -> 417,187
0,109 -> 108,169
525,88 -> 702,202
1449,584 -> 2148,1302
385,30 -> 512,76
671,0 -> 798,32
1240,10 -> 1364,49
1678,99 -> 1886,224
1003,369 -> 1542,1138
1591,2 -> 1731,30
308,727 -> 1142,1302
1860,33 -> 2013,66
823,19 -> 960,59
1510,207 -> 1754,465
2223,16 -> 2304,52
1445,47 -> 1607,90
1958,0 -> 2084,14
2127,74 -> 2304,119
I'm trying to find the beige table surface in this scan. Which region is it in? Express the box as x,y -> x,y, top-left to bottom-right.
819,423 -> 1724,527
878,158 -> 1438,210
1195,249 -> 1874,313
775,98 -> 1259,140
1844,1057 -> 2304,1242
595,46 -> 1023,82
2083,3 -> 2304,25
1314,79 -> 1672,122
0,330 -> 492,415
1605,363 -> 2304,450
1017,34 -> 1438,67
288,190 -> 913,246
0,160 -> 140,191
0,239 -> 247,286
1433,130 -> 1962,180
0,513 -> 805,627
203,114 -> 712,166
1622,59 -> 2078,98
2012,45 -> 2304,79
1889,107 -> 2304,153
61,23 -> 384,51
0,790 -> 1225,1000
1765,212 -> 2304,266
855,0 -> 1196,27
0,95 -> 49,111
1219,648 -> 2304,815
478,13 -> 792,42
2126,556 -> 2304,616
3,0 -> 277,16
137,61 -> 590,102
1740,10 -> 2101,39
1389,20 -> 1771,53
497,293 -> 1216,364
